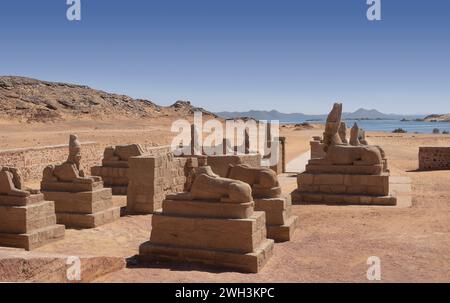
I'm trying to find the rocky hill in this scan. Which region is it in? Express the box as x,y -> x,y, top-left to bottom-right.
0,76 -> 216,123
421,114 -> 450,122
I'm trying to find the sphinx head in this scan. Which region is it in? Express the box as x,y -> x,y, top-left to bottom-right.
323,103 -> 344,151
67,134 -> 82,167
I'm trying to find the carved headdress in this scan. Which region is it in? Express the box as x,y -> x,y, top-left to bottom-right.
67,134 -> 82,166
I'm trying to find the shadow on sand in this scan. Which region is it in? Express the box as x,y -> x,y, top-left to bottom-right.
125,255 -> 240,274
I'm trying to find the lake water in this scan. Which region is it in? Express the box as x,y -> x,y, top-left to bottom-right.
290,119 -> 450,134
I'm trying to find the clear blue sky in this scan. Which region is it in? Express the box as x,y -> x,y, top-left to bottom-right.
0,0 -> 449,114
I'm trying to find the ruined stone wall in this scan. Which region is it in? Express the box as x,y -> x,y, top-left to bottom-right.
140,145 -> 172,155
0,142 -> 100,182
419,147 -> 450,170
127,153 -> 187,214
0,143 -> 173,183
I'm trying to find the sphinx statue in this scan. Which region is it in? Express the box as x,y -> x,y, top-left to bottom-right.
315,103 -> 382,166
358,128 -> 368,145
42,135 -> 101,185
103,144 -> 144,163
292,103 -> 396,206
0,167 -> 32,197
226,164 -> 281,198
339,122 -> 348,144
169,159 -> 253,204
190,174 -> 253,203
349,123 -> 361,146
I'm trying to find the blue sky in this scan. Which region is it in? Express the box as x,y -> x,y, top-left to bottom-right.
0,0 -> 449,114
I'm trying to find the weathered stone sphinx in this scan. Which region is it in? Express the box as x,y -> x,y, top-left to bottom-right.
91,144 -> 144,195
41,135 -> 120,228
227,164 -> 298,242
292,103 -> 397,205
0,167 -> 65,250
138,160 -> 274,273
227,164 -> 281,199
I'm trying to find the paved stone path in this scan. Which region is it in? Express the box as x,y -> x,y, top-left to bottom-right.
285,150 -> 310,173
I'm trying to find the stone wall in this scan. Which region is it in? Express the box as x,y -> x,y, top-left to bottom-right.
127,153 -> 187,214
419,147 -> 450,170
0,143 -> 172,183
0,142 -> 100,182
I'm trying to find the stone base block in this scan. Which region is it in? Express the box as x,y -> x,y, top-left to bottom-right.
56,207 -> 120,229
111,186 -> 127,195
150,212 -> 267,254
254,198 -> 289,225
138,238 -> 274,273
101,161 -> 129,168
0,224 -> 65,251
126,197 -> 162,215
291,190 -> 397,206
254,198 -> 298,242
266,215 -> 298,243
0,200 -> 57,234
43,188 -> 113,214
305,164 -> 383,175
0,193 -> 46,207
297,173 -> 390,196
162,199 -> 254,219
41,181 -> 104,193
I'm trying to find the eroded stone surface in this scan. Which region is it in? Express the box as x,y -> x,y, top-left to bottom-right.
0,166 -> 64,250
41,135 -> 118,229
293,103 -> 396,206
138,166 -> 274,273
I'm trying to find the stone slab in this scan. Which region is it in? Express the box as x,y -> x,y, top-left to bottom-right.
0,224 -> 65,251
162,199 -> 255,219
297,173 -> 389,196
291,190 -> 397,206
138,238 -> 274,273
43,188 -> 113,214
110,186 -> 127,195
41,181 -> 104,193
305,164 -> 383,175
0,200 -> 57,233
0,193 -> 45,207
100,161 -> 129,168
266,215 -> 299,243
56,207 -> 120,229
254,198 -> 290,225
150,211 -> 267,254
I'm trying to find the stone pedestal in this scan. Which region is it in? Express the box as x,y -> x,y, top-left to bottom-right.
254,198 -> 298,242
310,139 -> 326,159
41,181 -> 120,229
91,164 -> 129,195
138,197 -> 274,273
0,193 -> 65,250
127,155 -> 187,215
291,172 -> 397,206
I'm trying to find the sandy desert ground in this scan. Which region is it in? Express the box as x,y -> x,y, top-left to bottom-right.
1,120 -> 450,282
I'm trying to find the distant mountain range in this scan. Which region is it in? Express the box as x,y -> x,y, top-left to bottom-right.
215,108 -> 426,123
